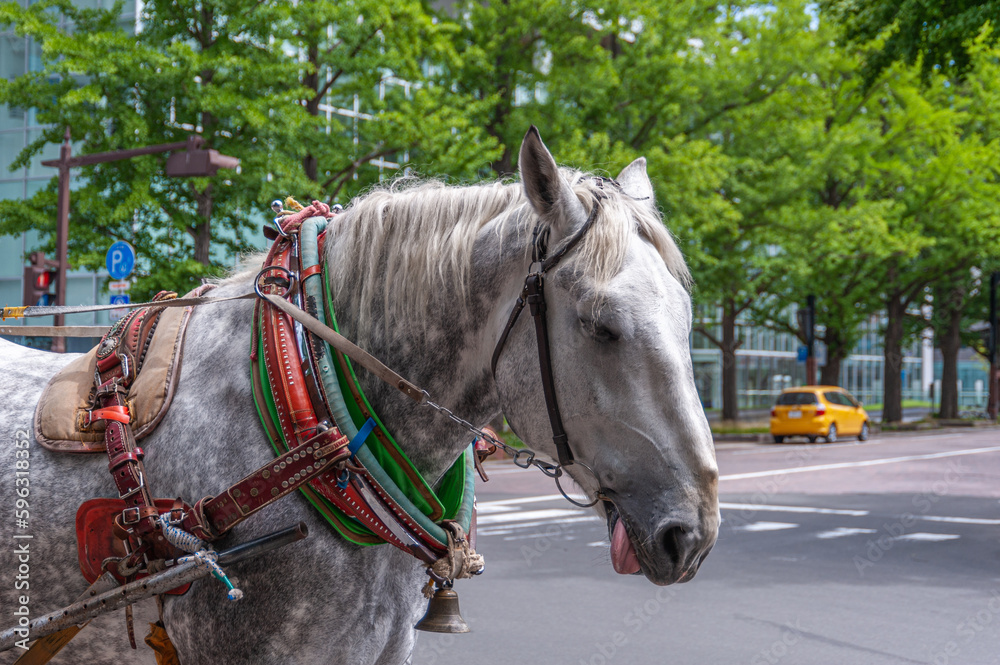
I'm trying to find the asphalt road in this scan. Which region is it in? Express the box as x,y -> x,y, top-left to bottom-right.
412,429 -> 1000,665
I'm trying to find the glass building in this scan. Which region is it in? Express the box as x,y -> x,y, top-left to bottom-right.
692,308 -> 934,412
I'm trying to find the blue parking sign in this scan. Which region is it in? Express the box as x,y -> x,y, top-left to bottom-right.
110,294 -> 130,306
106,241 -> 136,280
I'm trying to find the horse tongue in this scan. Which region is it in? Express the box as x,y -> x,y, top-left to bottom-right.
610,518 -> 640,575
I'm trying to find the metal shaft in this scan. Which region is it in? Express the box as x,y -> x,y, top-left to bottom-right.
0,522 -> 307,653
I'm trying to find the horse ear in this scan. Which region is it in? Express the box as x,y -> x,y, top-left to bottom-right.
616,157 -> 655,206
519,126 -> 585,234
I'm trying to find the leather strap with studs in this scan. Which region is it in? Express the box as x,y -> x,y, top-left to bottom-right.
180,424 -> 351,538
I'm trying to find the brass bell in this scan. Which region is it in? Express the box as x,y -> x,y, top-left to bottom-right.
415,584 -> 470,633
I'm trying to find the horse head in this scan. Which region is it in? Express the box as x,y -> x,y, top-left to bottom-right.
495,127 -> 719,586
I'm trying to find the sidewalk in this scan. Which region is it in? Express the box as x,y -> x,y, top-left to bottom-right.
705,406 -> 932,423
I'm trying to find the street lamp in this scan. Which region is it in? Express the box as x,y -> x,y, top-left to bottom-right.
39,127 -> 239,351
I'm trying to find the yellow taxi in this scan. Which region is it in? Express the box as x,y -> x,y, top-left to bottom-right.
769,386 -> 870,443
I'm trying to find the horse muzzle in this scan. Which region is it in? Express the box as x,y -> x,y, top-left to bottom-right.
603,498 -> 717,586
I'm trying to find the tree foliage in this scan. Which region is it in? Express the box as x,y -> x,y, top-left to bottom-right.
822,0 -> 1000,81
2,0 -> 1000,421
0,0 -> 499,299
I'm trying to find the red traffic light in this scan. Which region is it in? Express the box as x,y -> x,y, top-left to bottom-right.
23,251 -> 59,307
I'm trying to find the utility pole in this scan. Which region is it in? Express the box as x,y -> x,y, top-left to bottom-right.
39,128 -> 238,352
51,128 -> 71,352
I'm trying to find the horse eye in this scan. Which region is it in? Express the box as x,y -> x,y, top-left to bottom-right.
579,317 -> 621,343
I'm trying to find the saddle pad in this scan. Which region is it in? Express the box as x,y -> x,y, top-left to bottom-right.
33,304 -> 194,453
76,498 -> 191,594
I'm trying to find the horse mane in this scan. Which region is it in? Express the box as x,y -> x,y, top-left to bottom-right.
323,171 -> 690,337
223,170 -> 689,338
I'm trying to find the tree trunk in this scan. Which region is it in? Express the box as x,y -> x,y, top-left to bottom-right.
721,304 -> 739,421
882,294 -> 905,423
193,184 -> 214,266
304,154 -> 318,182
938,314 -> 961,419
303,43 -> 320,182
820,352 -> 843,387
938,289 -> 964,420
820,327 -> 845,386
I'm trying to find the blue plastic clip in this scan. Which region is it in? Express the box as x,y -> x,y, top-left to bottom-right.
348,418 -> 377,457
336,418 -> 376,489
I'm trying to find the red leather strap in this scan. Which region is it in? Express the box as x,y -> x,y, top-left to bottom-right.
109,448 -> 144,471
87,405 -> 131,425
94,304 -> 170,546
301,264 -> 322,279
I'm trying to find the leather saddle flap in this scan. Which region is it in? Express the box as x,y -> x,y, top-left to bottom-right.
33,304 -> 193,453
76,498 -> 191,594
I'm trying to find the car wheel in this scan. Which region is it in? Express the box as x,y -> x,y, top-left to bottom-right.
773,435 -> 784,444
807,436 -> 817,443
826,423 -> 838,443
858,421 -> 869,442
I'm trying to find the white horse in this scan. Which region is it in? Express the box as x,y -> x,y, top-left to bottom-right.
0,128 -> 718,664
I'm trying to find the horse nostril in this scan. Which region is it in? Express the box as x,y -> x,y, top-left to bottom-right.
658,522 -> 693,567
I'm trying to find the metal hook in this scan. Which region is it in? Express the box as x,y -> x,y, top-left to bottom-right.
554,459 -> 602,508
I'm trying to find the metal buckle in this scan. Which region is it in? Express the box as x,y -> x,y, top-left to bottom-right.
119,471 -> 145,500
254,266 -> 296,299
121,506 -> 141,524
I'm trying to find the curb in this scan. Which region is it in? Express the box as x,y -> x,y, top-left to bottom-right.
713,423 -> 1000,445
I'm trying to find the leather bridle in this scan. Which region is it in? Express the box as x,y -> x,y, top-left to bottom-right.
490,195 -> 603,483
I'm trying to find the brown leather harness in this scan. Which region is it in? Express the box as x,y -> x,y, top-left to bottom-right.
69,186 -> 616,646
83,201 -> 480,610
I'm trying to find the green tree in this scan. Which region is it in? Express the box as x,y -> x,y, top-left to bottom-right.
286,0 -> 499,201
0,0 -> 499,299
439,0 -> 629,177
821,0 -> 1000,81
0,0 -> 309,297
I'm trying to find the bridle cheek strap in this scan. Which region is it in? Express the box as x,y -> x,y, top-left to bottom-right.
491,198 -> 602,468
524,272 -> 573,466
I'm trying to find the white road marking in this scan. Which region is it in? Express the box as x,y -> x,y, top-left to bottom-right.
478,494 -> 567,507
479,465 -> 540,476
501,533 -> 579,542
477,508 -> 584,525
729,440 -> 883,455
721,502 -> 869,516
816,527 -> 878,539
477,516 -> 601,536
731,521 -> 799,532
476,504 -> 518,515
719,445 -> 1000,481
588,540 -> 610,547
917,515 -> 1000,526
893,533 -> 961,542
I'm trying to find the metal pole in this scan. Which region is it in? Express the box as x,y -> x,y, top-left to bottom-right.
989,272 -> 999,420
0,522 -> 308,652
805,294 -> 817,385
52,127 -> 71,353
